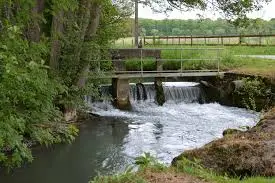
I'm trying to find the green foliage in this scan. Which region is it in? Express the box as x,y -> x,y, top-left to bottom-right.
236,78 -> 271,110
135,153 -> 167,171
135,152 -> 156,168
0,26 -> 78,169
126,18 -> 275,37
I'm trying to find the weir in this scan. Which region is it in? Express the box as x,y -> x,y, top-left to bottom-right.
108,48 -> 223,109
87,82 -> 205,107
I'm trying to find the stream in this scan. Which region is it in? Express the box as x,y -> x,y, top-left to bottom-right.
0,82 -> 260,183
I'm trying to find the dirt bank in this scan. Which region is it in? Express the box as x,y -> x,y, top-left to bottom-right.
172,108 -> 275,177
141,170 -> 207,183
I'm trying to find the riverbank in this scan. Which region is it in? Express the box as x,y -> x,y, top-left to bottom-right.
173,107 -> 275,176
90,108 -> 275,183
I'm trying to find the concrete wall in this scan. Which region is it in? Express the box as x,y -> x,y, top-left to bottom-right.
111,49 -> 163,109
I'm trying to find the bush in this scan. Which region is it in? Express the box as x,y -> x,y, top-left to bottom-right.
0,26 -> 78,170
236,78 -> 272,110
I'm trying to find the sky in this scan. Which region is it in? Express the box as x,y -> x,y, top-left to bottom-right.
138,1 -> 275,20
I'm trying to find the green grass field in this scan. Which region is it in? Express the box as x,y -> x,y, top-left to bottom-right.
111,41 -> 275,78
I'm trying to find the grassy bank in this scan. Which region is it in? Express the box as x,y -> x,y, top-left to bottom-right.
90,155 -> 275,183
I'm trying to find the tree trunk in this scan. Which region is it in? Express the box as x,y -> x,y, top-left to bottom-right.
77,2 -> 102,88
27,0 -> 45,42
49,10 -> 64,72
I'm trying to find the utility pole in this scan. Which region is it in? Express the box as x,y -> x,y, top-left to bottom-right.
134,0 -> 139,48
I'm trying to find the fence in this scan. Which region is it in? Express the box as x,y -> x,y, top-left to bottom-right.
112,34 -> 275,47
144,34 -> 275,46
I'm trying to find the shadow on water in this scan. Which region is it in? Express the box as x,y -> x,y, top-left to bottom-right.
0,117 -> 130,183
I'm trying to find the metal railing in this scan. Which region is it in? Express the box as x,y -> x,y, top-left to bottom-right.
89,47 -> 224,78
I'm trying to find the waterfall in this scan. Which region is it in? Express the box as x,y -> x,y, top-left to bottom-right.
129,82 -> 204,103
136,83 -> 148,101
163,82 -> 205,103
129,83 -> 155,102
87,82 -> 205,106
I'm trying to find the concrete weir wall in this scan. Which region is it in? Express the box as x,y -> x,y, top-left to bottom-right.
112,78 -> 131,110
111,49 -> 163,109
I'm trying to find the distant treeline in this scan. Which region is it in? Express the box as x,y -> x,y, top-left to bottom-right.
126,18 -> 275,37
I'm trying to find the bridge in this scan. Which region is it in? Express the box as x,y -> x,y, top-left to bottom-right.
91,48 -> 224,109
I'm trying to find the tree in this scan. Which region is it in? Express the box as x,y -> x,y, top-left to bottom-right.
151,28 -> 159,36
0,0 -> 132,170
172,28 -> 182,36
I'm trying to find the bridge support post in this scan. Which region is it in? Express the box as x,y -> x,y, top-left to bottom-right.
112,78 -> 131,110
111,53 -> 131,110
155,56 -> 165,106
155,78 -> 165,106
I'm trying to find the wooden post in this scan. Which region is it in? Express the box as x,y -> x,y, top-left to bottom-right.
191,35 -> 193,46
239,35 -> 242,45
221,36 -> 224,45
178,37 -> 180,45
143,37 -> 146,45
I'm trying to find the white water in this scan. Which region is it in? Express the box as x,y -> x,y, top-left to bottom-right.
90,82 -> 259,164
1,82 -> 260,183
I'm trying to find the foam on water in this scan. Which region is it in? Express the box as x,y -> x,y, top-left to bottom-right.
90,100 -> 259,164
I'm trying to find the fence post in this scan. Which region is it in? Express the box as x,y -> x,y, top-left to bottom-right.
217,49 -> 220,73
167,36 -> 168,45
178,37 -> 181,45
239,34 -> 242,45
191,35 -> 193,46
221,36 -> 224,45
144,37 -> 146,45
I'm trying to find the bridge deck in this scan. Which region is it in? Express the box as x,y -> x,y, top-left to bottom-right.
97,71 -> 225,79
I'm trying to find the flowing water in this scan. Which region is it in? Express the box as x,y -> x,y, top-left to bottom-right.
0,82 -> 260,183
